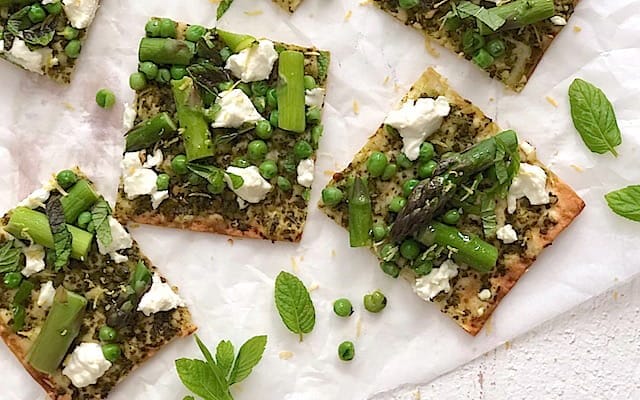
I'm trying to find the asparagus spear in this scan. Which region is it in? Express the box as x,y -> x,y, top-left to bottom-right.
216,30 -> 256,53
416,222 -> 498,273
125,112 -> 177,152
492,0 -> 555,29
277,51 -> 306,133
390,130 -> 518,242
139,38 -> 195,66
348,177 -> 373,247
27,288 -> 87,374
4,207 -> 93,260
171,77 -> 215,161
60,180 -> 100,223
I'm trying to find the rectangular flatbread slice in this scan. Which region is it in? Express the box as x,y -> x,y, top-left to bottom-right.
0,0 -> 101,83
0,168 -> 195,399
114,18 -> 330,242
320,68 -> 584,335
371,0 -> 579,91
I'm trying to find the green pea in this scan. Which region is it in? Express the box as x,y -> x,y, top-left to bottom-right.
417,160 -> 437,179
321,186 -> 343,206
99,326 -> 118,342
473,49 -> 495,69
269,110 -> 279,127
371,222 -> 388,241
251,81 -> 269,96
95,89 -> 116,109
266,88 -> 278,108
27,4 -> 46,23
207,172 -> 226,194
400,239 -> 421,260
277,176 -> 292,192
102,344 -> 121,362
156,174 -> 170,191
138,61 -> 158,80
380,261 -> 400,278
3,272 -> 22,289
293,140 -> 313,160
381,163 -> 398,181
398,0 -> 419,9
333,298 -> 353,318
231,157 -> 250,168
389,196 -> 406,213
311,124 -> 323,149
252,96 -> 266,113
442,209 -> 461,225
486,38 -> 506,58
306,108 -> 322,124
462,30 -> 485,55
248,140 -> 268,161
396,153 -> 413,169
219,47 -> 232,61
171,155 -> 188,175
156,68 -> 171,83
145,19 -> 161,37
418,142 -> 435,162
64,40 -> 82,59
129,72 -> 147,91
44,1 -> 62,15
413,261 -> 433,277
217,81 -> 234,92
402,179 -> 420,197
258,160 -> 278,179
254,120 -> 273,140
302,75 -> 317,90
366,151 -> 388,178
338,341 -> 355,361
379,243 -> 399,262
76,211 -> 92,229
185,24 -> 206,42
170,65 -> 188,80
56,169 -> 78,189
159,18 -> 177,38
61,26 -> 79,40
86,220 -> 96,233
363,290 -> 387,313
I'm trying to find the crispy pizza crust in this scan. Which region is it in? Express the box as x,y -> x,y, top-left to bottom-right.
321,68 -> 584,335
272,0 -> 303,12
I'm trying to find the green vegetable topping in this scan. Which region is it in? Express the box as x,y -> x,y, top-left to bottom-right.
251,81 -> 269,96
255,120 -> 273,140
61,26 -> 79,40
171,77 -> 214,161
418,142 -> 435,162
231,157 -> 250,168
293,140 -> 313,160
219,46 -> 232,61
371,222 -> 388,241
379,261 -> 400,278
95,89 -> 116,109
363,290 -> 387,313
306,107 -> 322,124
248,140 -> 268,161
277,50 -> 306,133
44,1 -> 62,14
125,113 -> 177,151
321,186 -> 343,206
399,239 -> 421,260
185,25 -> 206,42
274,271 -> 316,341
76,211 -> 91,229
389,196 -> 406,213
413,261 -> 433,277
56,169 -> 78,189
417,160 -> 437,179
3,272 -> 22,289
398,0 -> 419,9
155,173 -> 170,191
159,18 -> 177,38
396,153 -> 413,169
90,197 -> 112,249
171,154 -> 189,174
145,18 -> 161,37
102,344 -> 121,362
367,151 -> 388,178
0,241 -> 22,274
64,40 -> 81,58
381,163 -> 398,181
462,31 -> 485,55
604,185 -> 640,222
486,39 -> 506,57
138,61 -> 158,79
156,68 -> 171,83
27,4 -> 45,23
170,65 -> 188,80
348,177 -> 373,248
46,194 -> 72,270
277,176 -> 292,192
99,325 -> 118,342
259,160 -> 278,179
216,0 -> 235,20
338,341 -> 355,361
442,209 -> 461,225
129,72 -> 147,91
379,243 -> 398,262
269,110 -> 279,127
473,49 -> 495,69
139,38 -> 195,66
402,179 -> 420,197
333,298 -> 353,318
311,124 -> 323,149
266,88 -> 278,108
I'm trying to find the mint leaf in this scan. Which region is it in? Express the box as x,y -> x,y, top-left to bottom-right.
91,197 -> 112,248
480,196 -> 497,238
216,0 -> 234,20
175,358 -> 230,400
605,185 -> 640,222
455,1 -> 506,31
228,335 -> 267,385
0,241 -> 22,273
216,340 -> 235,379
195,334 -> 217,367
569,78 -> 622,157
274,271 -> 316,341
45,194 -> 71,271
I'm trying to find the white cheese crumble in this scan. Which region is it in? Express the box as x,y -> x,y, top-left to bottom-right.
18,187 -> 50,209
137,274 -> 185,316
121,151 -> 168,209
225,40 -> 278,82
507,163 -> 550,213
2,38 -> 51,74
41,0 -> 57,4
122,103 -> 137,131
62,0 -> 99,29
211,89 -> 265,129
225,166 -> 272,208
151,190 -> 169,209
478,289 -> 492,301
97,217 -> 132,264
62,342 -> 112,388
37,281 -> 56,308
305,88 -> 326,109
550,15 -> 567,26
496,224 -> 518,244
413,259 -> 459,301
143,149 -> 163,168
384,96 -> 450,161
296,159 -> 315,188
21,244 -> 46,277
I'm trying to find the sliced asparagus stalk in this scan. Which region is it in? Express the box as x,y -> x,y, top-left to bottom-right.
171,77 -> 215,161
27,288 -> 87,374
348,177 -> 373,248
277,51 -> 306,133
216,30 -> 256,53
60,180 -> 100,224
139,38 -> 195,66
4,207 -> 93,260
492,0 -> 555,29
125,112 -> 177,152
416,222 -> 498,273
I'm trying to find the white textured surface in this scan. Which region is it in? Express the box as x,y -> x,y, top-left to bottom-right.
379,275 -> 640,400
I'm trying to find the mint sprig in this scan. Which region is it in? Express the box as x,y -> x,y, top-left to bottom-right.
274,271 -> 316,341
605,185 -> 640,222
91,197 -> 112,248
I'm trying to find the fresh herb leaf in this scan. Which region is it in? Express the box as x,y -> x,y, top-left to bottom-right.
187,62 -> 230,97
455,1 -> 506,31
187,163 -> 226,187
569,78 -> 622,157
91,197 -> 112,248
605,185 -> 640,222
274,271 -> 316,341
6,6 -> 31,39
0,241 -> 22,273
195,334 -> 217,367
480,196 -> 497,238
217,0 -> 234,20
175,358 -> 231,400
216,340 -> 235,379
228,335 -> 267,385
22,14 -> 56,46
45,194 -> 72,271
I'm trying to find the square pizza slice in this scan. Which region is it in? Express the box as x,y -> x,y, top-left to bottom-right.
320,68 -> 584,335
0,168 -> 195,399
0,0 -> 101,83
114,18 -> 330,242
371,0 -> 579,91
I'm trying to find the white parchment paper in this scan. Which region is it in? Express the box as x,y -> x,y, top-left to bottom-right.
1,0 -> 639,399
